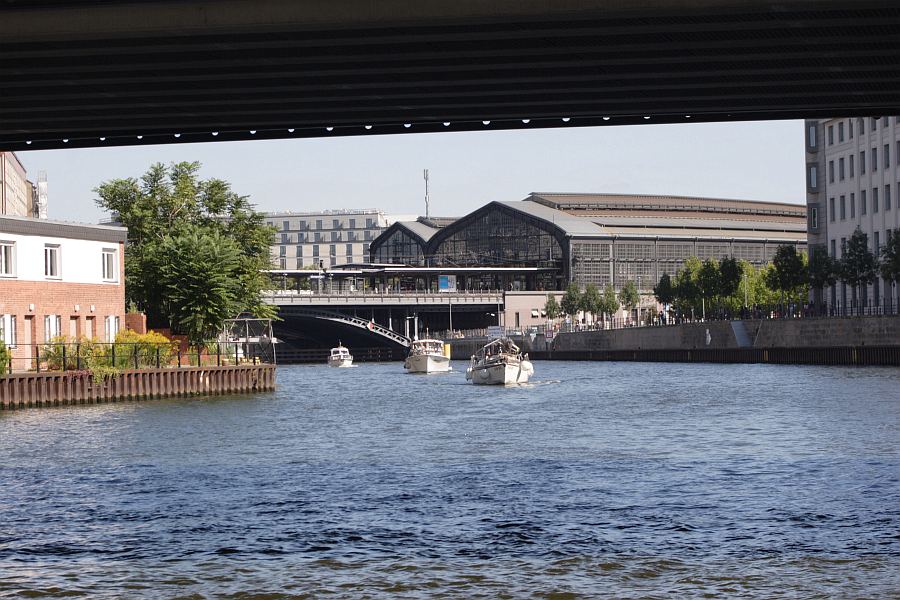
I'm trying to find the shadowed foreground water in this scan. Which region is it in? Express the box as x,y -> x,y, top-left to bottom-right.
1,361 -> 899,598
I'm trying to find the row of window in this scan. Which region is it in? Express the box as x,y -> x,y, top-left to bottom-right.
269,218 -> 380,231
277,243 -> 371,258
828,184 -> 896,222
0,314 -> 120,347
278,230 -> 374,243
822,117 -> 899,147
829,229 -> 894,259
0,242 -> 118,281
825,142 -> 900,184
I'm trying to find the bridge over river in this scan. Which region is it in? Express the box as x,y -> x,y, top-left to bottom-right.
263,291 -> 505,359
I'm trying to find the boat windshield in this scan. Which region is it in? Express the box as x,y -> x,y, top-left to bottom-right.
475,338 -> 519,360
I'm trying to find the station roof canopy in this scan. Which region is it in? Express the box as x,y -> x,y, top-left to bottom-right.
2,0 -> 899,151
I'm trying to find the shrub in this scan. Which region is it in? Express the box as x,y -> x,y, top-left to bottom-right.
0,341 -> 11,375
112,329 -> 178,369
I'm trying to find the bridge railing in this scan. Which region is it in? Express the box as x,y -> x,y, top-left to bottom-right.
264,289 -> 504,304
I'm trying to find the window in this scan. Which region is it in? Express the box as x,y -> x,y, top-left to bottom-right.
363,242 -> 370,257
104,315 -> 120,342
44,244 -> 60,278
279,258 -> 286,270
282,220 -> 290,231
885,144 -> 891,168
850,193 -> 855,219
839,157 -> 845,180
840,237 -> 846,257
828,125 -> 834,145
312,245 -> 319,257
830,239 -> 836,257
839,195 -> 846,220
849,119 -> 854,138
345,243 -> 353,257
809,165 -> 817,188
808,125 -> 817,147
44,315 -> 61,342
873,187 -> 879,212
873,147 -> 878,171
0,314 -> 16,347
329,244 -> 336,258
849,154 -> 854,177
102,248 -> 117,281
349,219 -> 356,229
871,117 -> 878,130
874,231 -> 880,256
296,245 -> 303,257
333,219 -> 340,229
828,161 -> 834,183
299,220 -> 307,230
366,218 -> 375,228
0,241 -> 14,276
281,233 -> 289,243
861,189 -> 867,215
886,185 -> 892,210
860,150 -> 866,174
316,219 -> 323,230
838,122 -> 844,142
829,197 -> 835,222
279,246 -> 286,257
859,117 -> 865,134
810,207 -> 818,229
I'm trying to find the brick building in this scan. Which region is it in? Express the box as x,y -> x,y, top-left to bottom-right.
0,215 -> 126,370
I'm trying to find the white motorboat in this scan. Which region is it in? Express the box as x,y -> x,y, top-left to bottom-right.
327,344 -> 353,367
404,338 -> 451,374
465,338 -> 534,385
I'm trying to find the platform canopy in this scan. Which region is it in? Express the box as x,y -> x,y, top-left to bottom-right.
2,0 -> 900,150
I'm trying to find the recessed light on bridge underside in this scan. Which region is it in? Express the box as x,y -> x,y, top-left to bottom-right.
522,119 -> 531,124
442,122 -> 450,127
482,120 -> 491,125
212,132 -> 219,136
364,125 -> 373,130
288,129 -> 295,133
562,117 -> 571,122
403,123 -> 411,128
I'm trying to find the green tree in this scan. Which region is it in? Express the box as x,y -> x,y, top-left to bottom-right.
544,293 -> 561,321
674,257 -> 702,317
880,229 -> 900,310
840,228 -> 878,309
718,257 -> 742,301
580,283 -> 602,325
808,244 -> 838,308
159,226 -> 244,347
653,273 -> 675,307
0,340 -> 10,375
600,284 -> 620,323
560,283 -> 582,318
768,245 -> 806,308
697,259 -> 720,318
95,162 -> 276,339
618,280 -> 640,322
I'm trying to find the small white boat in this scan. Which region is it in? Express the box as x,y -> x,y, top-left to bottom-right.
327,344 -> 353,367
466,338 -> 534,385
404,338 -> 451,374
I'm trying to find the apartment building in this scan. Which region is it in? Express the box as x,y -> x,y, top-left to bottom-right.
0,215 -> 127,369
266,209 -> 412,269
806,117 -> 900,307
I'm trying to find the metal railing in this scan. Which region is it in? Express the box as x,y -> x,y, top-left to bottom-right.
2,341 -> 273,375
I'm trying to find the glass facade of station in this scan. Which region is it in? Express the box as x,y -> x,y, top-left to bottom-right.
372,227 -> 426,266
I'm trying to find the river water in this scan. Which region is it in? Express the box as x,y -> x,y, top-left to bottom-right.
1,361 -> 898,598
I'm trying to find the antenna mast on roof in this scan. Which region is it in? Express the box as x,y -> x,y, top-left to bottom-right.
423,169 -> 430,219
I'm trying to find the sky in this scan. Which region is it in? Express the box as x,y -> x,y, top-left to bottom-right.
16,119 -> 806,224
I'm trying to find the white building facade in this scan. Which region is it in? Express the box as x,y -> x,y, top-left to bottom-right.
806,117 -> 900,308
266,209 -> 407,269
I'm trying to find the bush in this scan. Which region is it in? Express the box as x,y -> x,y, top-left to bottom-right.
0,341 -> 11,375
42,336 -> 107,371
112,329 -> 177,369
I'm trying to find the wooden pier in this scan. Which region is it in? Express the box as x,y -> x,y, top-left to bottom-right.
0,364 -> 276,410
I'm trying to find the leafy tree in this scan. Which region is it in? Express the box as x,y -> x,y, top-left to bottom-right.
159,226 -> 244,346
674,257 -> 702,315
653,273 -> 675,306
580,283 -> 602,324
718,257 -> 742,300
808,244 -> 838,306
840,228 -> 878,308
768,245 -> 806,306
618,280 -> 640,320
544,294 -> 561,321
880,230 -> 900,309
0,340 -> 10,375
95,161 -> 276,340
560,283 -> 582,318
600,284 -> 620,322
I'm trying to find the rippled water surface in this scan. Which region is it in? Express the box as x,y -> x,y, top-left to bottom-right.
1,361 -> 899,598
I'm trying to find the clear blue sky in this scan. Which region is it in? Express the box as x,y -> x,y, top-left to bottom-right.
17,119 -> 805,224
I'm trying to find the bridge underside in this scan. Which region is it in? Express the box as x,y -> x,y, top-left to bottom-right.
3,0 -> 899,151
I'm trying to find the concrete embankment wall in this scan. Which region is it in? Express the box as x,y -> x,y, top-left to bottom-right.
549,317 -> 900,353
0,364 -> 276,410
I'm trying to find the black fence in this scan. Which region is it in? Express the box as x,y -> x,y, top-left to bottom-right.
3,341 -> 274,375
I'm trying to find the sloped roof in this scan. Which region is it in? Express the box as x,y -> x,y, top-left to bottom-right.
528,192 -> 805,217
